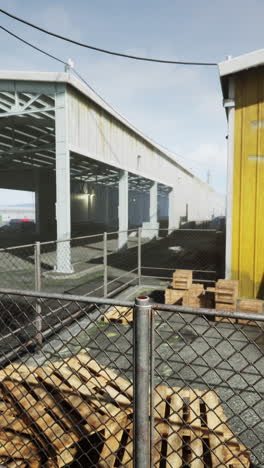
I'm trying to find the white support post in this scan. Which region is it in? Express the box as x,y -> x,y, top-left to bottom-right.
105,185 -> 109,227
149,181 -> 158,225
118,170 -> 128,249
168,188 -> 175,232
142,181 -> 159,239
225,77 -> 235,280
55,84 -> 73,273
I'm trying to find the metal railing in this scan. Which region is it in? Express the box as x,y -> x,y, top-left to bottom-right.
0,288 -> 262,466
0,226 -> 223,350
0,225 -> 222,293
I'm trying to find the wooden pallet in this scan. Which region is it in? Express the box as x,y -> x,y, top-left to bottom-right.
165,288 -> 184,305
182,284 -> 204,308
100,306 -> 133,324
215,280 -> 238,305
98,386 -> 250,467
172,269 -> 193,290
0,358 -> 251,467
237,298 -> 264,325
0,354 -> 133,467
215,303 -> 238,323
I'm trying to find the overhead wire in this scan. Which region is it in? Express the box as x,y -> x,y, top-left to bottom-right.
0,25 -> 66,66
0,7 -> 217,66
0,23 -> 212,176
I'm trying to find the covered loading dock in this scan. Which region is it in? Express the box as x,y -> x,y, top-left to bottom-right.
0,71 -> 224,272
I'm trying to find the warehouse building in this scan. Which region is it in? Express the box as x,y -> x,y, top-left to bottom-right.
0,71 -> 224,272
219,50 -> 264,298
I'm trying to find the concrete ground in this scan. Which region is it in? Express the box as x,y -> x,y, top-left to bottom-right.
17,285 -> 264,467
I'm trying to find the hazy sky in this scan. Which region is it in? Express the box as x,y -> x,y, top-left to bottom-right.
0,0 -> 263,203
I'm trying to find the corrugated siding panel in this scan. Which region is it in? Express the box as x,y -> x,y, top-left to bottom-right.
232,69 -> 264,297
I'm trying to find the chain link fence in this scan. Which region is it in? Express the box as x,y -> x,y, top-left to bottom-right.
152,302 -> 264,467
0,288 -> 262,466
0,227 -> 224,299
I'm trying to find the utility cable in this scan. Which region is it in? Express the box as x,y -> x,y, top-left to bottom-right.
0,7 -> 217,66
0,25 -> 66,66
0,23 -> 211,175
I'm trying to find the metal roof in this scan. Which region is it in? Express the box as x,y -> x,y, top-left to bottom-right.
0,70 -> 215,187
0,70 -> 219,193
219,49 -> 264,77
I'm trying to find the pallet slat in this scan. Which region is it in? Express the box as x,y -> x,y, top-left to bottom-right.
101,306 -> 133,324
0,355 -> 250,467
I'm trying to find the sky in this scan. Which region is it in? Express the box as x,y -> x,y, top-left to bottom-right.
0,0 -> 264,203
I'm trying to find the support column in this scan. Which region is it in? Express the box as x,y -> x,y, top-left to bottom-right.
55,84 -> 73,273
225,77 -> 235,280
118,170 -> 128,249
105,185 -> 109,228
142,181 -> 159,239
168,188 -> 175,231
149,181 -> 158,225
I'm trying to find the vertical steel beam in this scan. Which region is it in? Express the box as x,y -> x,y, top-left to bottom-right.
55,83 -> 73,273
149,181 -> 158,225
118,170 -> 128,249
168,187 -> 175,232
34,241 -> 42,348
225,77 -> 235,280
137,227 -> 142,286
103,232 -> 108,297
133,295 -> 151,468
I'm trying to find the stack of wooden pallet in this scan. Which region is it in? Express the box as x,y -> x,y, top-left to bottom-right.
0,354 -> 250,467
171,269 -> 193,290
165,269 -> 193,305
182,283 -> 204,307
215,279 -> 239,323
0,354 -> 133,467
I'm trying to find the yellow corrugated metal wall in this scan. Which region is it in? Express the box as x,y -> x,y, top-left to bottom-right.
232,68 -> 264,298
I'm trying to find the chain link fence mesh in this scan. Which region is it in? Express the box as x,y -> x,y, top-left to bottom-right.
0,244 -> 35,290
153,306 -> 264,467
0,291 -> 134,467
0,289 -> 262,466
40,234 -> 105,296
0,227 -> 225,299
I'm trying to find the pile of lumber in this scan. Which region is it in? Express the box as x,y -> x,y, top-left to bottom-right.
0,354 -> 250,467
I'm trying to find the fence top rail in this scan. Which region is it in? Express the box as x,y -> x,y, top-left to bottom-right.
0,242 -> 35,252
0,288 -> 134,308
142,266 -> 217,273
152,302 -> 264,322
0,288 -> 263,323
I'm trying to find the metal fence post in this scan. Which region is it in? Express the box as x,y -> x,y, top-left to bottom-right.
34,241 -> 42,347
103,232 -> 107,297
138,227 -> 142,286
133,295 -> 151,468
